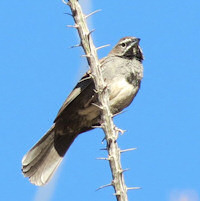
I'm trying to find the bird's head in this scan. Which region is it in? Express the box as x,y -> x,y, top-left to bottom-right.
109,37 -> 144,61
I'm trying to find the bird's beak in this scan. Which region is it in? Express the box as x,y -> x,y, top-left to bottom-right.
127,38 -> 140,51
133,38 -> 140,46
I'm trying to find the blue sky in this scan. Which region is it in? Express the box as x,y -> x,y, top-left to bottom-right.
1,0 -> 200,201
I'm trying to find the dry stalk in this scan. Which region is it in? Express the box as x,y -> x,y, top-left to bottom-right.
66,0 -> 130,200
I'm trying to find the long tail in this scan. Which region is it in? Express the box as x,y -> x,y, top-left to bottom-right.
22,125 -> 76,186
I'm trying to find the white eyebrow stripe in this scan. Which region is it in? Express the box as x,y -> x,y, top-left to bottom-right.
119,38 -> 133,44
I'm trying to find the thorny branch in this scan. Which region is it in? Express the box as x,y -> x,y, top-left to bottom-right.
65,0 -> 137,200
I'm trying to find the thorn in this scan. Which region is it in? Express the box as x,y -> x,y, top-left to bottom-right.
70,43 -> 81,48
81,54 -> 91,58
96,157 -> 109,160
120,148 -> 137,153
62,0 -> 68,5
115,127 -> 126,135
78,76 -> 91,83
101,137 -> 106,144
100,147 -> 107,151
92,103 -> 102,110
96,183 -> 112,191
112,110 -> 125,117
96,44 -> 110,51
67,24 -> 78,28
85,9 -> 102,19
64,12 -> 73,16
121,168 -> 130,173
127,187 -> 141,190
88,29 -> 95,36
91,125 -> 102,129
122,168 -> 130,173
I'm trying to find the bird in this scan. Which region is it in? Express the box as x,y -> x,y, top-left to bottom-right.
22,36 -> 144,186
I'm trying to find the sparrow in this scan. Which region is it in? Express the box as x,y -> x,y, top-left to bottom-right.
22,36 -> 144,186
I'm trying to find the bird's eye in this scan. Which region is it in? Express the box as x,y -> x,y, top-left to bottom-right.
121,43 -> 126,47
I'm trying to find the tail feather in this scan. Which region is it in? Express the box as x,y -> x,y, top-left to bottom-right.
22,125 -> 74,186
22,126 -> 55,176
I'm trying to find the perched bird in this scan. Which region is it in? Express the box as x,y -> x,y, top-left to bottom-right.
22,36 -> 144,186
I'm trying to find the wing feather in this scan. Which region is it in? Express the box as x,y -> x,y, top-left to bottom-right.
54,72 -> 92,122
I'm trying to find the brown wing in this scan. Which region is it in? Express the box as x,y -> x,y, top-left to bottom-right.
54,71 -> 93,122
54,57 -> 107,123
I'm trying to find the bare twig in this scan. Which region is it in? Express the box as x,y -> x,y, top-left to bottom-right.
66,1 -> 131,200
